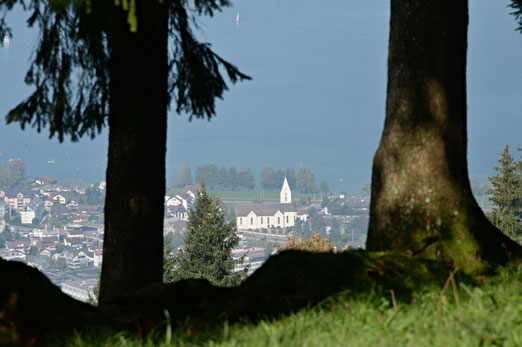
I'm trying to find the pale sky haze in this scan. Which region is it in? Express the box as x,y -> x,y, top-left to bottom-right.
0,1 -> 520,193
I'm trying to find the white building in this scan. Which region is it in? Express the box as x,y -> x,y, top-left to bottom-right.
20,206 -> 36,224
0,248 -> 26,261
61,278 -> 98,302
67,251 -> 90,270
165,184 -> 201,210
236,177 -> 303,231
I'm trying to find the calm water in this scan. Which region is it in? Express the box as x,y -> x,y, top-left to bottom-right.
1,1 -> 521,192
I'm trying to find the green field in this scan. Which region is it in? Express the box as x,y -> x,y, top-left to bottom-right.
65,265 -> 522,346
166,188 -> 320,201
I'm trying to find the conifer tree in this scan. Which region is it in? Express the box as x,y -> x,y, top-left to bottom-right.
488,145 -> 522,243
296,167 -> 318,194
8,158 -> 26,186
0,0 -> 249,307
173,182 -> 246,286
320,181 -> 330,195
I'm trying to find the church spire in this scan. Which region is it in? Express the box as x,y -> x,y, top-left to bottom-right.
280,177 -> 292,204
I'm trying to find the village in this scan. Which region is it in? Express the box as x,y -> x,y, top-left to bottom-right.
0,163 -> 370,302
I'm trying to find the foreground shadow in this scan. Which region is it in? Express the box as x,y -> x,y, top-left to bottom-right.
1,250 -> 456,345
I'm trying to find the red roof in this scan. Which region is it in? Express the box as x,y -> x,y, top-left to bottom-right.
5,240 -> 31,249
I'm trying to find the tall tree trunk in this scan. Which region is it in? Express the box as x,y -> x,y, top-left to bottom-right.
367,0 -> 521,272
99,1 -> 168,307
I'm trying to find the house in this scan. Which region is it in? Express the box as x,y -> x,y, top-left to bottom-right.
20,201 -> 44,224
52,194 -> 67,205
66,251 -> 91,269
177,184 -> 201,204
23,202 -> 45,224
79,223 -> 103,233
54,247 -> 75,260
166,204 -> 189,220
64,237 -> 84,248
63,192 -> 88,205
72,213 -> 89,223
28,254 -> 51,269
65,228 -> 84,238
235,178 -> 304,231
43,199 -> 54,211
296,208 -> 309,222
165,194 -> 186,209
0,248 -> 26,261
78,250 -> 103,268
0,200 -> 10,219
328,196 -> 371,215
2,189 -> 34,211
5,240 -> 31,252
66,200 -> 79,210
77,205 -> 102,215
165,184 -> 201,209
35,175 -> 58,185
39,236 -> 59,247
39,248 -> 56,257
91,250 -> 103,267
20,205 -> 36,224
50,204 -> 71,220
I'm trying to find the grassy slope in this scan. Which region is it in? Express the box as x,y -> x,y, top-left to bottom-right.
66,265 -> 522,346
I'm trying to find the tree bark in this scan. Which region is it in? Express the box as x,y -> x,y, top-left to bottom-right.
367,0 -> 522,272
99,1 -> 168,307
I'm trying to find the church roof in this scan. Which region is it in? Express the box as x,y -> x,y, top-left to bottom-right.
235,203 -> 296,217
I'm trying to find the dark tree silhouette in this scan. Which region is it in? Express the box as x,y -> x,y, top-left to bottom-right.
511,1 -> 522,32
367,0 -> 521,272
0,0 -> 250,308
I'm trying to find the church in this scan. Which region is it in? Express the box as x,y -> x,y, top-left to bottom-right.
236,177 -> 304,231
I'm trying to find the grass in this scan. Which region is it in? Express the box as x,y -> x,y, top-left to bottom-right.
63,264 -> 522,346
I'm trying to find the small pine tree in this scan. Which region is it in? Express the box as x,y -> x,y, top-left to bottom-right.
487,145 -> 522,243
172,182 -> 246,286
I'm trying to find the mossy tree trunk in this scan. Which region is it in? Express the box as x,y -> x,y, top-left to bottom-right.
99,1 -> 168,307
366,0 -> 522,272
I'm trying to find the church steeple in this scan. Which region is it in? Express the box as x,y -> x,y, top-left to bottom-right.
280,177 -> 292,204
